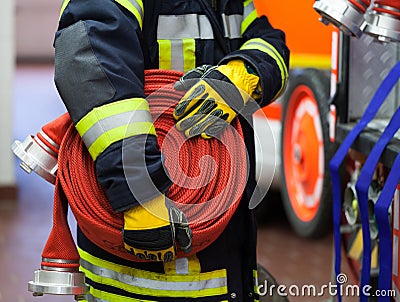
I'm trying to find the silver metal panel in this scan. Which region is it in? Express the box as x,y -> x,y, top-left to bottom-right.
348,34 -> 400,122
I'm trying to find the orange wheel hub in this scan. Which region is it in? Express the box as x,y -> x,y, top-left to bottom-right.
283,84 -> 324,222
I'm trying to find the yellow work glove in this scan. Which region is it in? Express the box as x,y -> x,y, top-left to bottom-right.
123,195 -> 192,262
173,60 -> 261,139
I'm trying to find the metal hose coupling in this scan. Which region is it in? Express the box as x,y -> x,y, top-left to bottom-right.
26,132 -> 89,301
313,0 -> 371,37
28,258 -> 88,300
343,178 -> 381,240
11,133 -> 58,184
11,113 -> 70,184
363,0 -> 400,43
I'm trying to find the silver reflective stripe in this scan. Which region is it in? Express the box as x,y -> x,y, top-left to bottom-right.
80,110 -> 152,149
126,0 -> 143,21
157,14 -> 213,39
175,257 -> 189,275
80,258 -> 227,291
244,0 -> 255,19
171,40 -> 184,71
222,14 -> 243,39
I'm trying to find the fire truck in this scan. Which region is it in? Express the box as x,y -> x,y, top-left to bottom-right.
253,0 -> 335,238
314,0 -> 400,299
255,0 -> 400,299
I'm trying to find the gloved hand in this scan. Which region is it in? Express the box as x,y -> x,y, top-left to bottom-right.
173,60 -> 261,139
123,194 -> 192,262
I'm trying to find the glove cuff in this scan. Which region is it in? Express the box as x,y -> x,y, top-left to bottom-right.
218,60 -> 260,99
124,195 -> 169,230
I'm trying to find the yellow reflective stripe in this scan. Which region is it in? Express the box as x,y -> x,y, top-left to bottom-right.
88,287 -> 156,301
115,0 -> 144,29
241,10 -> 257,33
59,0 -> 143,29
79,248 -> 228,298
182,38 -> 196,72
240,38 -> 289,98
241,0 -> 257,34
158,39 -> 172,70
59,0 -> 71,19
158,39 -> 196,72
253,269 -> 259,294
80,266 -> 228,298
187,255 -> 201,273
75,98 -> 155,160
76,99 -> 150,134
79,247 -> 226,282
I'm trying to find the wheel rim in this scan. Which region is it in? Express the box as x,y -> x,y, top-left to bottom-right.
283,84 -> 324,222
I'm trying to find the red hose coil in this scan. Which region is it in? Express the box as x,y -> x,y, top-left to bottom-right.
45,69 -> 247,262
348,0 -> 371,13
374,0 -> 400,17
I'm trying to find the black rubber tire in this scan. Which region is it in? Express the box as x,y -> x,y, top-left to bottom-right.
280,68 -> 333,238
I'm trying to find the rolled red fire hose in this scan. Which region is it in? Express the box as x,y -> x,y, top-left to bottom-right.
373,0 -> 400,17
348,0 -> 371,13
42,69 -> 248,264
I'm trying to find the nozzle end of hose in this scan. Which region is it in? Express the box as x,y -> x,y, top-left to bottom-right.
363,9 -> 400,43
11,135 -> 57,184
313,0 -> 366,37
28,269 -> 88,297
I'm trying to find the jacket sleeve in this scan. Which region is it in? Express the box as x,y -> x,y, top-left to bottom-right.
54,0 -> 172,212
219,0 -> 290,107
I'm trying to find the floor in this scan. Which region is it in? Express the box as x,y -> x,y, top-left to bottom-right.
0,64 -> 358,302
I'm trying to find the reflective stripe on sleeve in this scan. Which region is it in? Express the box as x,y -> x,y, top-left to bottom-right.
115,0 -> 144,28
240,38 -> 289,98
75,99 -> 156,160
241,0 -> 257,34
59,0 -> 70,19
78,248 -> 228,298
59,0 -> 144,29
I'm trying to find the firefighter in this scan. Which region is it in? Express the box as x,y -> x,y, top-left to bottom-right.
53,0 -> 289,301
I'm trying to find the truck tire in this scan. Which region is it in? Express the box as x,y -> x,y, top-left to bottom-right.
280,68 -> 333,238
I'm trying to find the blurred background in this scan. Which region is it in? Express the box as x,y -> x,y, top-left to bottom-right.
0,1 -> 359,301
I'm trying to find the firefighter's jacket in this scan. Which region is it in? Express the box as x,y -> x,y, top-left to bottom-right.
54,0 -> 289,212
54,0 -> 289,301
